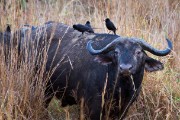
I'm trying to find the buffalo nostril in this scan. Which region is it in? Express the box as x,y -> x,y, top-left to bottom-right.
120,64 -> 133,71
129,65 -> 133,70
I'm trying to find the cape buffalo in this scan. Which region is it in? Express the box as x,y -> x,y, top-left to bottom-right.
34,22 -> 172,119
0,22 -> 172,119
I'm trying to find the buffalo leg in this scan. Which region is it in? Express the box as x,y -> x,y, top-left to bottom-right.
119,89 -> 135,120
119,86 -> 142,120
85,96 -> 103,120
61,95 -> 76,107
109,99 -> 121,119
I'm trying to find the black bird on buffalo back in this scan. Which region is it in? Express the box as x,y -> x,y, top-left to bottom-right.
105,18 -> 117,35
85,21 -> 94,33
73,24 -> 94,34
85,21 -> 91,28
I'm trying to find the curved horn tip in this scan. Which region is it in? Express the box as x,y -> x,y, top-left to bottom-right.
86,40 -> 97,55
166,38 -> 173,50
86,40 -> 93,49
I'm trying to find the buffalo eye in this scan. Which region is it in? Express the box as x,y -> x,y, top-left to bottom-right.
114,50 -> 119,56
135,49 -> 142,56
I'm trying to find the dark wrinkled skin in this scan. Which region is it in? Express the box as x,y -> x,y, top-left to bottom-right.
0,22 -> 167,120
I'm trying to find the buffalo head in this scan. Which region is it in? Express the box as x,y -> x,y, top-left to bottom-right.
87,37 -> 172,76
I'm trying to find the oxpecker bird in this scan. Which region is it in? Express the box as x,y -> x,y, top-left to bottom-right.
85,21 -> 94,33
73,24 -> 94,34
105,18 -> 117,35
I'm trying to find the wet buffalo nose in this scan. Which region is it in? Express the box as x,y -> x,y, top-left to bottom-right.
120,64 -> 133,71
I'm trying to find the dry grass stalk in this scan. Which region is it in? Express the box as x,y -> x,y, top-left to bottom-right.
0,0 -> 179,120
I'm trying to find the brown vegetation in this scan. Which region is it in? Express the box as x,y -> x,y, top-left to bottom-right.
0,0 -> 179,119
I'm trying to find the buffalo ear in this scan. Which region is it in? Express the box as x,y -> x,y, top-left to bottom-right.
6,25 -> 11,33
145,57 -> 164,72
94,55 -> 112,66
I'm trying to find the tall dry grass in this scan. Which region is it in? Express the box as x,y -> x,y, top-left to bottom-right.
0,0 -> 179,119
0,22 -> 50,120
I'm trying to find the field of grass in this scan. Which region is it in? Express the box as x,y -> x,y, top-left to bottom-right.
0,0 -> 179,119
